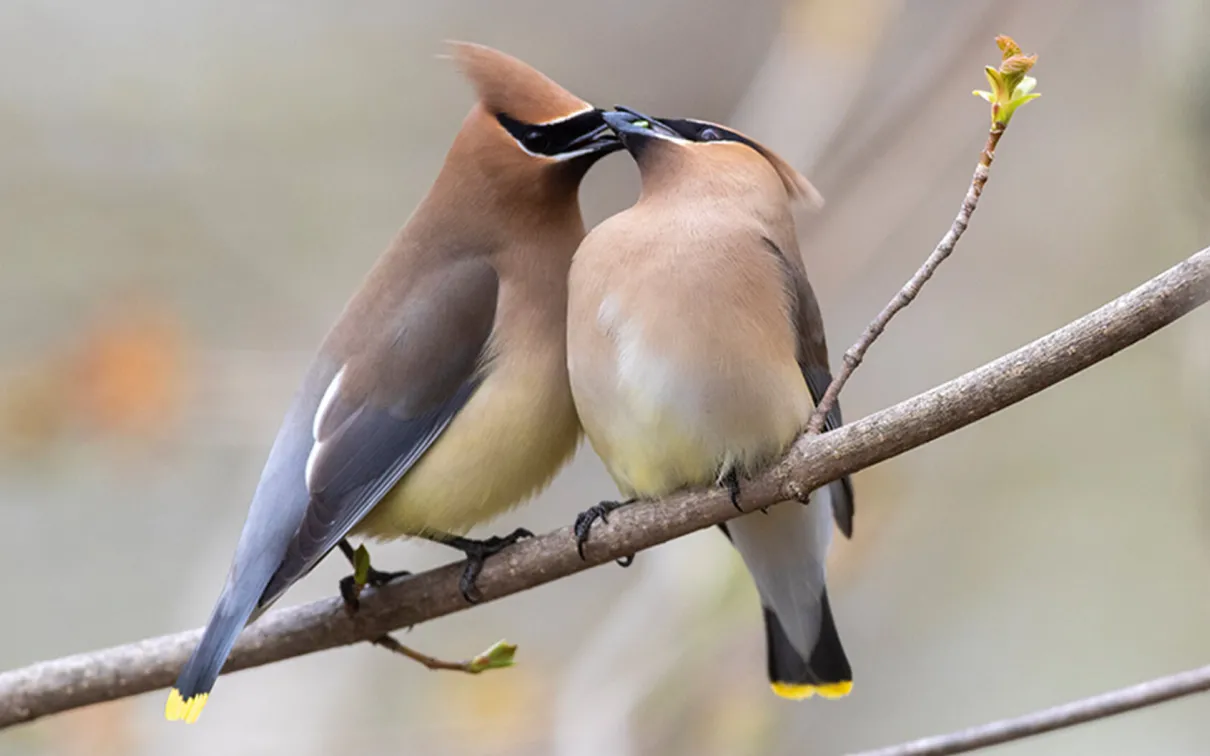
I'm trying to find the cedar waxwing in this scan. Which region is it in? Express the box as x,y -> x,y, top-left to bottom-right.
165,43 -> 621,724
566,108 -> 854,700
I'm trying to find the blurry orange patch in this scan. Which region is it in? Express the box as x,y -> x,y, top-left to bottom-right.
45,698 -> 138,756
432,659 -> 547,753
0,301 -> 186,454
69,305 -> 184,436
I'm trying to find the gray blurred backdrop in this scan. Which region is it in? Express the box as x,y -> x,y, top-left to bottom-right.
1,1 -> 1208,754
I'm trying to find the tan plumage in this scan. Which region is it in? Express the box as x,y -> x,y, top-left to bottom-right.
167,42 -> 619,723
568,110 -> 854,700
452,42 -> 590,125
570,139 -> 810,494
350,59 -> 590,537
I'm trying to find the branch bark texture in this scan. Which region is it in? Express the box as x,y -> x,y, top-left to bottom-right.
851,663 -> 1210,756
1,246 -> 1207,730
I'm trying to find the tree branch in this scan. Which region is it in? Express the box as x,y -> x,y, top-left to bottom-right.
807,35 -> 1039,435
850,663 -> 1210,756
805,120 -> 1003,436
0,246 -> 1206,730
813,120 -> 1001,430
370,635 -> 517,674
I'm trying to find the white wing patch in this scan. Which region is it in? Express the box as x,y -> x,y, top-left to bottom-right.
312,365 -> 347,441
305,365 -> 346,491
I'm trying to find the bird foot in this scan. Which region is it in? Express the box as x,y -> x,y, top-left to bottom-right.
438,527 -> 534,604
337,539 -> 411,615
573,499 -> 636,566
721,469 -> 744,512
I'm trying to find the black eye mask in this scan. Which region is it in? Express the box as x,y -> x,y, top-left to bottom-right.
496,110 -> 613,157
651,116 -> 755,148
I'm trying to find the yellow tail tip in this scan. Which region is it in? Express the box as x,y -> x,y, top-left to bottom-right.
771,680 -> 852,701
771,682 -> 815,700
165,688 -> 208,723
815,680 -> 853,699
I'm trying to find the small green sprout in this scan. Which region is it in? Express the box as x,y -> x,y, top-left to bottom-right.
973,35 -> 1040,126
352,544 -> 372,586
467,640 -> 518,673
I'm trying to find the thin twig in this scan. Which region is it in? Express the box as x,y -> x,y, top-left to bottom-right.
370,635 -> 496,674
0,246 -> 1206,729
850,663 -> 1210,756
806,121 -> 1005,435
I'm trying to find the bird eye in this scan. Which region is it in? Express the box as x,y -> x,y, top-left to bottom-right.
522,128 -> 550,152
699,127 -> 723,142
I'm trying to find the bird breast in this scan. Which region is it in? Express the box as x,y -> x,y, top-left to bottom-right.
569,244 -> 811,499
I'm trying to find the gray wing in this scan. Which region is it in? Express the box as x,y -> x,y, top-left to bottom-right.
801,367 -> 855,538
763,236 -> 855,539
260,258 -> 499,604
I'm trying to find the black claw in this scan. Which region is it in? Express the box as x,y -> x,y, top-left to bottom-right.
366,566 -> 412,587
460,562 -> 484,604
336,539 -> 411,616
438,527 -> 533,605
722,470 -> 743,512
573,499 -> 636,561
339,575 -> 362,614
616,554 -> 635,567
480,527 -> 534,551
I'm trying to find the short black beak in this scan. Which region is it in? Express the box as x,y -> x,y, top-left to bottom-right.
603,106 -> 680,150
565,110 -> 624,155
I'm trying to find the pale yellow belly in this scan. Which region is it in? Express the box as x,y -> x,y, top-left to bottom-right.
594,417 -> 723,499
582,360 -> 811,500
354,362 -> 580,538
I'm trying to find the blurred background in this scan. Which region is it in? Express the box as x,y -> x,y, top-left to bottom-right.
1,0 -> 1208,754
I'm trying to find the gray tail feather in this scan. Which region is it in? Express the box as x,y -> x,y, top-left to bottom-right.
764,590 -> 851,688
722,487 -> 852,696
170,379 -> 324,707
172,578 -> 269,702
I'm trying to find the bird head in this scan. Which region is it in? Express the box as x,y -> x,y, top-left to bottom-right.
448,42 -> 621,185
602,107 -> 823,208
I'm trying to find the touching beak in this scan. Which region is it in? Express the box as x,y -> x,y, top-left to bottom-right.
602,106 -> 680,151
565,110 -> 625,155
